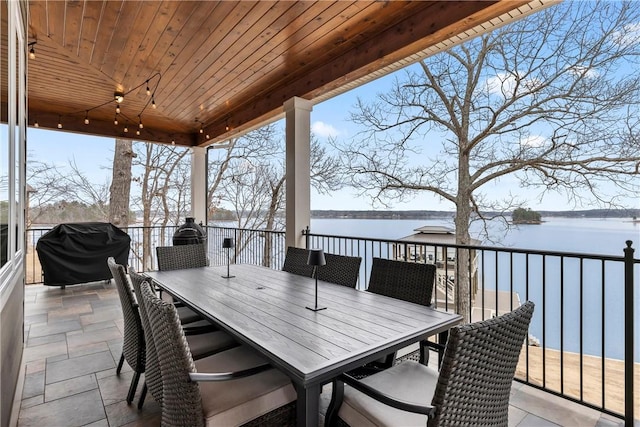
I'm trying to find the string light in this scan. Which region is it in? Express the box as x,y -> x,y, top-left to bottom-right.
28,42 -> 36,60
136,129 -> 141,135
48,74 -> 160,133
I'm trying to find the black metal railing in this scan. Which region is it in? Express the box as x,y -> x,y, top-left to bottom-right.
25,224 -> 637,424
25,225 -> 286,283
302,228 -> 637,425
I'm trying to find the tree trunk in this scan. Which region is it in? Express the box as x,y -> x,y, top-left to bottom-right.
108,139 -> 134,227
455,149 -> 473,323
262,176 -> 285,267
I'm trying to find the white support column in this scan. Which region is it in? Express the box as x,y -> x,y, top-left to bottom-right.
190,146 -> 207,224
284,97 -> 313,248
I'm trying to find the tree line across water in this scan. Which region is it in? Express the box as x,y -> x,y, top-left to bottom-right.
27,204 -> 639,226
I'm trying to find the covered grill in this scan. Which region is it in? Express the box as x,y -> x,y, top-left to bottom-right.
36,222 -> 131,288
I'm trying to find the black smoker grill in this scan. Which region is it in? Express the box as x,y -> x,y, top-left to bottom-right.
36,222 -> 131,288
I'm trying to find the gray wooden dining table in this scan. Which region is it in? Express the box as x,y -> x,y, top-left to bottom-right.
145,264 -> 462,427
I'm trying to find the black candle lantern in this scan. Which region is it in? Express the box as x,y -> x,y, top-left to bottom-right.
222,238 -> 235,278
306,249 -> 326,311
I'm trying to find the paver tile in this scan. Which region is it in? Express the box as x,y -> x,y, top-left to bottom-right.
18,389 -> 105,427
46,351 -> 115,384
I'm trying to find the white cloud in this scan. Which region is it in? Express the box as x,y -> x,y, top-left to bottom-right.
568,66 -> 599,79
311,121 -> 340,138
484,72 -> 542,97
613,22 -> 640,47
520,135 -> 547,148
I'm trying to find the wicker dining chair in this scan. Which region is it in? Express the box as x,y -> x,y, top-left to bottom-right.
326,301 -> 535,427
281,246 -> 315,277
156,243 -> 208,271
107,257 -> 145,404
155,243 -> 209,324
128,270 -> 238,409
138,275 -> 297,426
316,253 -> 362,288
366,257 -> 437,367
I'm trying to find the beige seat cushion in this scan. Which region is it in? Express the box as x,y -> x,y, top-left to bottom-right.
196,346 -> 296,426
339,361 -> 438,427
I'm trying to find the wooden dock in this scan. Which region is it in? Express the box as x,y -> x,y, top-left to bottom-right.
515,345 -> 639,417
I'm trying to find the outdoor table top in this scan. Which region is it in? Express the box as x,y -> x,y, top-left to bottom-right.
145,264 -> 462,427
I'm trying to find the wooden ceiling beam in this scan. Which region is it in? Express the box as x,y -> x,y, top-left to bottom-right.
28,109 -> 196,146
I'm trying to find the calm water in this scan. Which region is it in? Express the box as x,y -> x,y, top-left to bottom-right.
310,217 -> 640,361
310,216 -> 638,255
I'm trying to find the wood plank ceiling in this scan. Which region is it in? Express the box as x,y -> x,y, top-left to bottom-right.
25,1 -> 530,147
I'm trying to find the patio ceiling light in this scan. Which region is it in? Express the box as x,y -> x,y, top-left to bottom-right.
28,41 -> 36,59
45,73 -> 171,142
114,91 -> 124,104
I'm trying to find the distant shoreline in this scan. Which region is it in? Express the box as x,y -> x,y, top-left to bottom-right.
310,209 -> 639,220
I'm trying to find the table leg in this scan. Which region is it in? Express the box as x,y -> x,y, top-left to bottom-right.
294,382 -> 320,427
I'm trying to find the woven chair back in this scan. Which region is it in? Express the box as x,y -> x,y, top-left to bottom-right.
281,246 -> 314,277
316,253 -> 362,288
129,270 -> 163,405
367,258 -> 436,306
429,301 -> 535,427
107,257 -> 145,374
140,275 -> 204,427
156,243 -> 207,271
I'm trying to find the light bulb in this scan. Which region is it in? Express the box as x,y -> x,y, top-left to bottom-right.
114,118 -> 118,125
57,122 -> 62,129
146,81 -> 151,96
29,47 -> 35,60
124,127 -> 128,133
139,122 -> 143,129
84,118 -> 89,125
199,127 -> 203,134
116,105 -> 121,114
152,99 -> 156,109
34,121 -> 39,128
136,130 -> 140,135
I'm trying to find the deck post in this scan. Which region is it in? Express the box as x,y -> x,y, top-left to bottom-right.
284,97 -> 313,249
190,146 -> 207,225
624,240 -> 634,427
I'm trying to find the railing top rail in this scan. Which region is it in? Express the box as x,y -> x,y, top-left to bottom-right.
207,225 -> 285,234
304,231 -> 636,263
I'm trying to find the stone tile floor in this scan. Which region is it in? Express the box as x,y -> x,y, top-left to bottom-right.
13,281 -> 628,427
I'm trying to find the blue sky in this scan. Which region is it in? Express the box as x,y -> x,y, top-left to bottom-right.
25,68 -> 635,212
